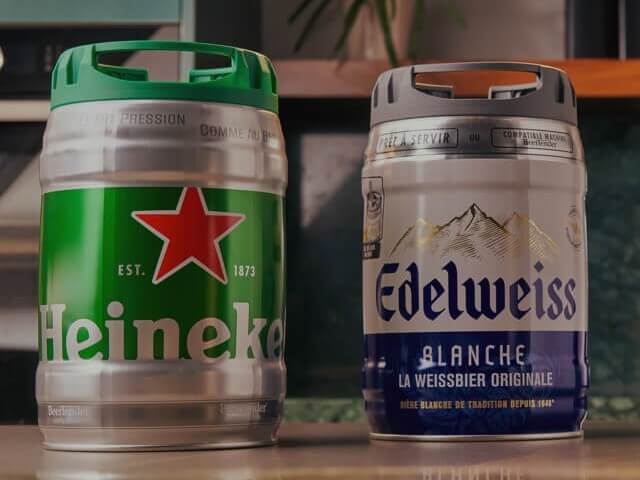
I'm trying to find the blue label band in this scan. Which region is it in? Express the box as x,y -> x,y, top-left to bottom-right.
363,331 -> 588,436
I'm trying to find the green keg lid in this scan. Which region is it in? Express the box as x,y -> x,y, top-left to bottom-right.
50,40 -> 278,112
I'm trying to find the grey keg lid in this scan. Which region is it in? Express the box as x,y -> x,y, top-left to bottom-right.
370,62 -> 577,126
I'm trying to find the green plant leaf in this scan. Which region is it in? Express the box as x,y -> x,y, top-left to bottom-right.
374,0 -> 399,66
333,0 -> 367,53
409,0 -> 425,62
293,0 -> 334,53
288,0 -> 315,24
390,0 -> 397,19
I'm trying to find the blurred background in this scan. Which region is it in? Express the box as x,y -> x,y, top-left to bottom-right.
0,0 -> 639,423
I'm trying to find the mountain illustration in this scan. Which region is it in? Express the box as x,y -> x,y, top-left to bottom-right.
502,212 -> 558,261
389,204 -> 558,261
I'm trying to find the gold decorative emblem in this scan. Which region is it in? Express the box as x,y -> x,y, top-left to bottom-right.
565,206 -> 583,249
389,203 -> 558,261
363,178 -> 384,244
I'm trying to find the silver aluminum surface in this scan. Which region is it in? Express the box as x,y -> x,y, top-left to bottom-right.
366,115 -> 583,164
38,100 -> 287,451
41,100 -> 287,195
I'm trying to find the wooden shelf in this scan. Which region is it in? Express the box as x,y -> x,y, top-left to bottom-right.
274,59 -> 640,99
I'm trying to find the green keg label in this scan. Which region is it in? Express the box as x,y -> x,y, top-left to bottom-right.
38,186 -> 284,362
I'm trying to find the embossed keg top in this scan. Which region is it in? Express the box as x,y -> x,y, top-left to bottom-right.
50,41 -> 278,112
1,422 -> 639,479
370,62 -> 577,127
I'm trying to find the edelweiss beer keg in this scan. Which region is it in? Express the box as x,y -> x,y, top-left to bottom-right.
37,41 -> 287,450
362,63 -> 588,440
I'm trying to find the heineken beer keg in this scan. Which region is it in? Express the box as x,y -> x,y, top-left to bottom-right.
37,41 -> 287,450
362,63 -> 588,440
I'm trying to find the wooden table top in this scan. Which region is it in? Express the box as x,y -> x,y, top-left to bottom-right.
1,422 -> 639,479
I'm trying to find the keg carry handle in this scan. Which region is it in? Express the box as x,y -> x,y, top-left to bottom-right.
50,40 -> 279,111
369,61 -> 577,126
410,62 -> 547,100
92,40 -> 265,87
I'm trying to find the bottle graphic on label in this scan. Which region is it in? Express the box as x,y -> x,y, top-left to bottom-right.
363,177 -> 384,260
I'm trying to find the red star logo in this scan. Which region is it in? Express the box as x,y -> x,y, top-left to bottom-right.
132,187 -> 245,285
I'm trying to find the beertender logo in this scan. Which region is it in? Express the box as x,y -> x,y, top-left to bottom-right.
132,186 -> 245,284
376,204 -> 577,322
